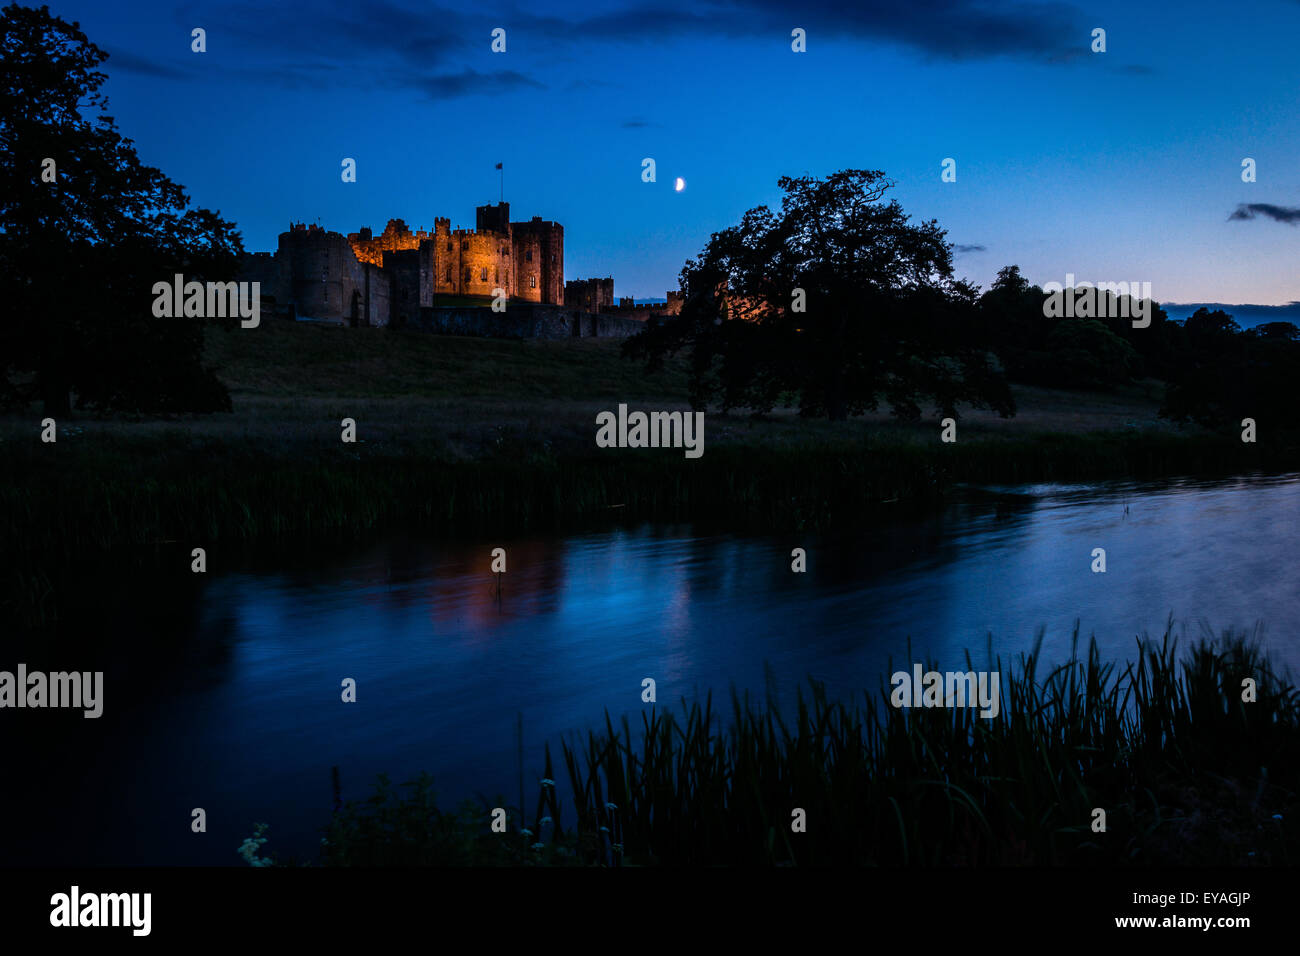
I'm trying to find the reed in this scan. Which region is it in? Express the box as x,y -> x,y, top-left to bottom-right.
302,627 -> 1298,866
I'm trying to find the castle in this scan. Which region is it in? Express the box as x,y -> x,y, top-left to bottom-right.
238,200 -> 682,337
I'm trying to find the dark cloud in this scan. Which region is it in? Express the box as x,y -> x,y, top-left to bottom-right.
529,5 -> 733,42
217,0 -> 465,69
772,0 -> 1084,61
533,0 -> 1084,60
953,243 -> 986,253
107,2 -> 542,98
108,0 -> 1088,98
200,0 -> 1088,80
1229,203 -> 1300,225
103,49 -> 191,79
414,69 -> 545,98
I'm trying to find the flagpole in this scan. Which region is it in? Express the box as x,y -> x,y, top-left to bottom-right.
499,163 -> 504,202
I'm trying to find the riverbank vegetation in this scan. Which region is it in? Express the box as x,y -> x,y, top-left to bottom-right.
5,321 -> 1298,630
4,393 -> 1292,630
246,629 -> 1298,866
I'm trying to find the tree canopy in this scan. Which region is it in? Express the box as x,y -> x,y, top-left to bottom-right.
624,169 -> 1015,421
1,2 -> 240,413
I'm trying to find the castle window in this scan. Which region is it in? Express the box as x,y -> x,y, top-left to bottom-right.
529,274 -> 537,289
445,241 -> 452,252
464,267 -> 472,283
445,268 -> 451,283
480,267 -> 488,281
526,249 -> 533,263
462,241 -> 469,251
494,269 -> 499,283
551,254 -> 556,265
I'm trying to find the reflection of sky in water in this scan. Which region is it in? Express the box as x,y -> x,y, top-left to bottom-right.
11,474 -> 1299,866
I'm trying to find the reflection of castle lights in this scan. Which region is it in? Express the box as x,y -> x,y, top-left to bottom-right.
674,177 -> 685,192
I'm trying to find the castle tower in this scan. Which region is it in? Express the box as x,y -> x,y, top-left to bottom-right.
511,215 -> 563,305
277,222 -> 390,326
476,202 -> 510,236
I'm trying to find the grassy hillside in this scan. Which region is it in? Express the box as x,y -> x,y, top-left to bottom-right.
189,319 -> 1184,458
203,320 -> 692,401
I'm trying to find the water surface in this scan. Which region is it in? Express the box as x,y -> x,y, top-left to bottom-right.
6,474 -> 1298,865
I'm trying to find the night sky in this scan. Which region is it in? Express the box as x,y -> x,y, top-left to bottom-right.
49,0 -> 1300,306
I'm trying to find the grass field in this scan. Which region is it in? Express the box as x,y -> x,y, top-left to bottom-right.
3,320 -> 1188,457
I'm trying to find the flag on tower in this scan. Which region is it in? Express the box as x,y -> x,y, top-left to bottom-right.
495,162 -> 503,170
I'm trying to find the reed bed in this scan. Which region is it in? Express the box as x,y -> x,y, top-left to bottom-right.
308,628 -> 1298,866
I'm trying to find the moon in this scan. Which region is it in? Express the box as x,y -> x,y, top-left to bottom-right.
674,177 -> 685,192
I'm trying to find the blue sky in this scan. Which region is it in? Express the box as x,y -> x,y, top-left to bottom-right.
50,0 -> 1300,304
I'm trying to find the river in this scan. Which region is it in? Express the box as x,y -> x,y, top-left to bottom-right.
5,473 -> 1298,865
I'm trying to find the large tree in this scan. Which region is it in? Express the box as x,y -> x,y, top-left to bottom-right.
625,169 -> 1015,421
1160,307 -> 1300,428
976,266 -> 1143,390
1,2 -> 240,414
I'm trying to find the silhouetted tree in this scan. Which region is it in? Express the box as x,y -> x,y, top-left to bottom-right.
1251,321 -> 1300,342
1044,319 -> 1141,389
975,264 -> 1051,362
0,3 -> 240,413
1182,308 -> 1242,344
1162,308 -> 1300,428
977,266 -> 1161,388
625,169 -> 1014,421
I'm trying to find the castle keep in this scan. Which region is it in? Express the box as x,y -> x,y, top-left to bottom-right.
349,204 -> 564,308
239,200 -> 681,338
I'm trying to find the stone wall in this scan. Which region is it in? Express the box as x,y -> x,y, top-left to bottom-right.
356,261 -> 390,327
408,303 -> 645,340
383,249 -> 420,326
604,302 -> 680,323
348,219 -> 429,268
566,277 -> 614,312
